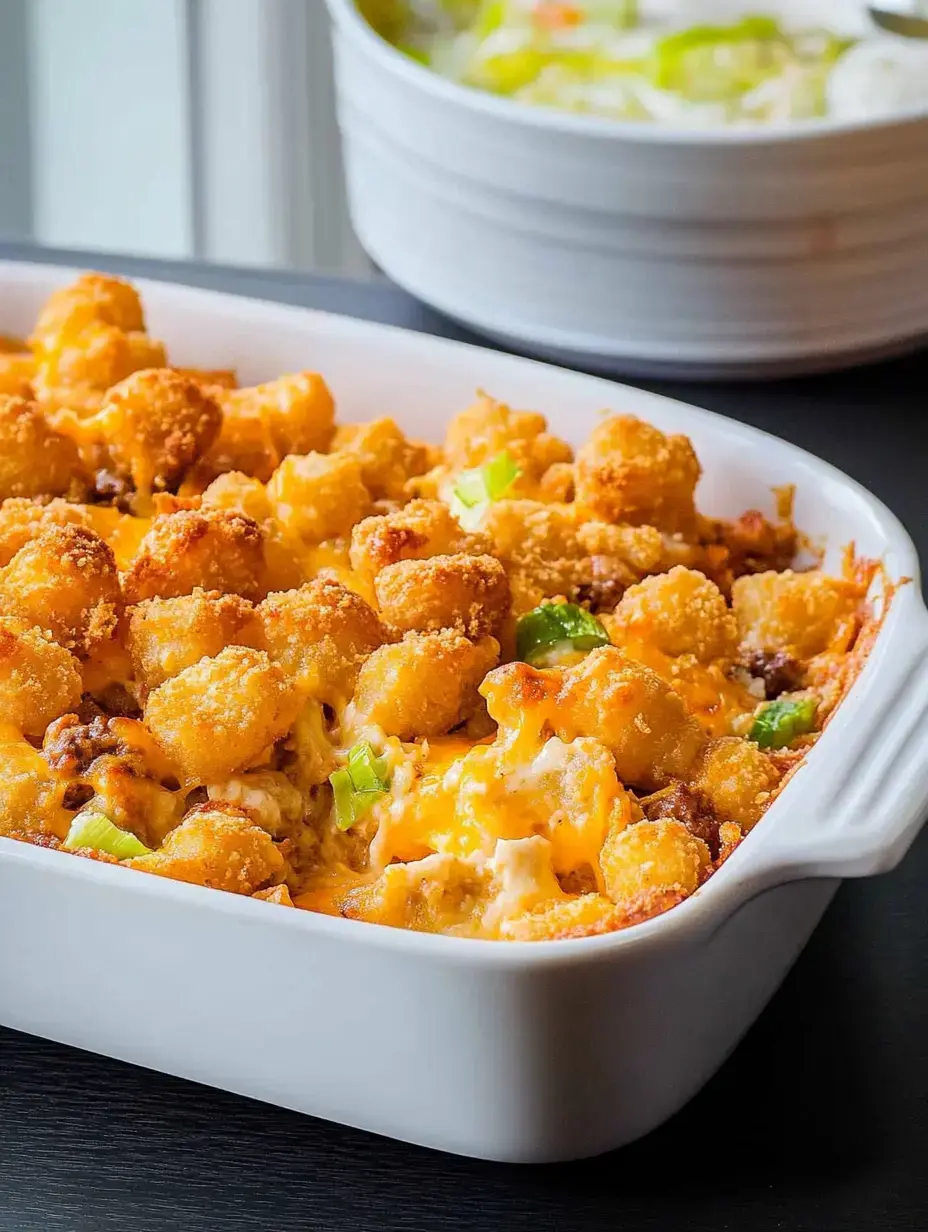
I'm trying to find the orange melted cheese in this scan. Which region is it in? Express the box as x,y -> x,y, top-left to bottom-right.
608,634 -> 757,737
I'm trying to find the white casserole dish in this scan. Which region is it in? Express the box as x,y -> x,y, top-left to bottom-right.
326,0 -> 928,379
1,260 -> 927,1163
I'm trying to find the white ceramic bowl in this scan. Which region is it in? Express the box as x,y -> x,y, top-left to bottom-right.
1,262 -> 927,1162
326,0 -> 928,379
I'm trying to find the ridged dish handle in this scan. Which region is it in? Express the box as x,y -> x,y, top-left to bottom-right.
738,594 -> 928,895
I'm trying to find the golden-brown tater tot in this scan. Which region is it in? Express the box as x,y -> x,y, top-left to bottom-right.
267,451 -> 370,544
555,647 -> 705,790
482,499 -> 664,612
0,738 -> 72,841
574,414 -> 701,534
0,396 -> 84,501
200,471 -> 272,522
31,273 -> 145,347
172,367 -> 238,391
339,852 -> 488,933
732,569 -> 863,659
0,352 -> 34,398
600,819 -> 709,916
144,646 -> 301,784
0,525 -> 120,655
92,369 -> 222,494
30,275 -> 165,415
126,803 -> 284,894
351,630 -> 499,740
611,567 -> 738,662
226,372 -> 335,458
499,893 -> 625,941
349,499 -> 490,579
444,394 -> 573,493
127,588 -> 258,692
122,508 -> 266,603
332,417 -> 430,500
0,617 -> 83,740
374,553 -> 510,639
690,736 -> 780,830
0,498 -> 91,567
257,578 -> 384,706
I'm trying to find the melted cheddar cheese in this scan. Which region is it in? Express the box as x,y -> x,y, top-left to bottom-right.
1,271 -> 881,941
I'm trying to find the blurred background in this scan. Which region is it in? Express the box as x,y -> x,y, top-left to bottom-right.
0,0 -> 371,275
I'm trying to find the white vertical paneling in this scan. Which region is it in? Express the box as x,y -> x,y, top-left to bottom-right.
196,0 -> 371,274
27,0 -> 194,258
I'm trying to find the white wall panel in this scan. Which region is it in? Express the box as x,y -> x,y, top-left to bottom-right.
28,0 -> 194,258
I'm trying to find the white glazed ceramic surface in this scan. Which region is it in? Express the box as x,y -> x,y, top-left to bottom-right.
1,262 -> 927,1162
325,0 -> 928,379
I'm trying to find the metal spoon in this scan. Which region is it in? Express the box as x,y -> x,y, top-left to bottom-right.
868,5 -> 928,37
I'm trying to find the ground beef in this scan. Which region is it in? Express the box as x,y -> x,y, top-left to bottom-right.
740,649 -> 803,699
644,782 -> 722,859
43,715 -> 127,774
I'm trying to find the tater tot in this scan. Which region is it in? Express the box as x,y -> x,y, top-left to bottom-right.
374,553 -> 510,639
200,471 -> 272,522
0,351 -> 35,398
351,630 -> 499,740
0,396 -> 84,501
349,499 -> 490,579
0,498 -> 91,567
612,567 -> 738,662
690,736 -> 780,830
144,646 -> 301,784
267,451 -> 370,543
499,893 -> 625,941
332,417 -> 430,500
122,508 -> 266,603
30,273 -> 145,348
483,499 -> 665,612
732,569 -> 863,659
0,737 -> 72,842
92,369 -> 222,493
555,647 -> 705,790
31,275 -> 165,409
0,525 -> 121,655
224,372 -> 335,458
126,803 -> 284,895
574,414 -> 701,534
600,819 -> 710,916
127,589 -> 258,692
0,617 -> 83,740
257,579 -> 384,706
444,394 -> 573,490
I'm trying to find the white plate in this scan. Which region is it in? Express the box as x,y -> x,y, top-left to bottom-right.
1,261 -> 927,1161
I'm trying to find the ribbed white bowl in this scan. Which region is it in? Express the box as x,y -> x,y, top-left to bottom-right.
326,0 -> 928,378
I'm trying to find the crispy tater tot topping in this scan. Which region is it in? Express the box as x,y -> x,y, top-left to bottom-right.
4,273 -> 879,941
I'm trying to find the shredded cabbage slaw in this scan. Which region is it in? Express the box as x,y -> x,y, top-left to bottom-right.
360,1 -> 928,127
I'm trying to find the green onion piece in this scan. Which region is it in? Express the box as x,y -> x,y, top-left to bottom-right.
749,697 -> 818,750
62,811 -> 151,859
516,602 -> 610,667
329,742 -> 391,831
450,449 -> 522,528
650,16 -> 786,99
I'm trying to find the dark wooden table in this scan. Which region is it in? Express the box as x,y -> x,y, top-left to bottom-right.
1,241 -> 926,1232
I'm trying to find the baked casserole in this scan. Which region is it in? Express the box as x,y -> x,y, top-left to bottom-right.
0,273 -> 881,940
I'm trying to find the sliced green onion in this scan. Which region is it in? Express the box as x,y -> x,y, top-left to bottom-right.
63,811 -> 151,859
749,697 -> 818,750
329,742 -> 391,831
650,16 -> 786,100
450,449 -> 521,528
516,602 -> 610,667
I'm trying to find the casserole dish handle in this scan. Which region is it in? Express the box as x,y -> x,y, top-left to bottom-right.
738,597 -> 928,892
